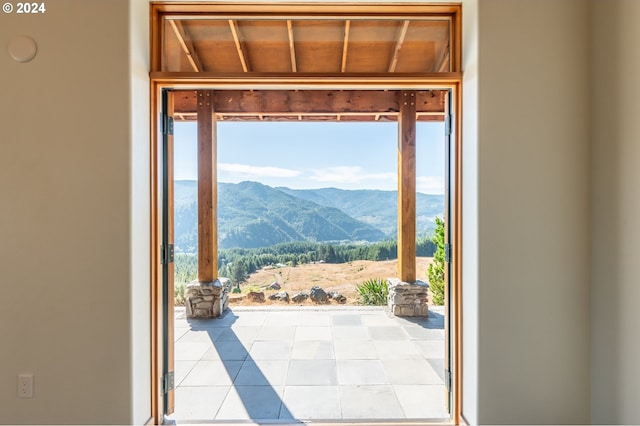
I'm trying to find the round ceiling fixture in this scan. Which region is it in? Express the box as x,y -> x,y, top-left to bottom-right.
8,35 -> 37,63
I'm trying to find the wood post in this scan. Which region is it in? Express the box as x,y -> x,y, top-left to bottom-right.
197,90 -> 218,282
397,91 -> 417,282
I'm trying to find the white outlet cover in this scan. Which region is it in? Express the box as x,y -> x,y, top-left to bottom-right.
18,374 -> 33,398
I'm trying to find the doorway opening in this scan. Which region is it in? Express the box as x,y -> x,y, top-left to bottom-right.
160,88 -> 456,423
150,3 -> 462,424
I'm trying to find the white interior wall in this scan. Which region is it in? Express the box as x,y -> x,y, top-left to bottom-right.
0,1 -> 148,423
130,0 -> 151,423
460,0 -> 479,423
474,0 -> 591,423
590,1 -> 640,423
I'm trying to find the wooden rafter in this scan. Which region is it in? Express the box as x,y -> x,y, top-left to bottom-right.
341,20 -> 351,72
169,20 -> 203,72
228,20 -> 250,72
286,20 -> 297,72
388,20 -> 410,72
228,19 -> 260,117
334,34 -> 346,124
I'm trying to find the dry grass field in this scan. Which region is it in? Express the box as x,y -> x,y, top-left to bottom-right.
230,257 -> 433,306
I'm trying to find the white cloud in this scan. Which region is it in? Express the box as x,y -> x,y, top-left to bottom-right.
218,163 -> 301,178
309,166 -> 396,185
417,176 -> 445,194
216,164 -> 444,193
308,167 -> 444,193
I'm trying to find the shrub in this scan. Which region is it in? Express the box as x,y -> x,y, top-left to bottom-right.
356,277 -> 388,306
427,217 -> 445,305
247,285 -> 262,293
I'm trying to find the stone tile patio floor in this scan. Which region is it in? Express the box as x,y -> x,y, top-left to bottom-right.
169,305 -> 447,424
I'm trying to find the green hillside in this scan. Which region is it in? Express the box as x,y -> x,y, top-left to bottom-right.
174,181 -> 388,252
276,186 -> 444,236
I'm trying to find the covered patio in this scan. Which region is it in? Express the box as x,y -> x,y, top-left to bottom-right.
170,305 -> 446,423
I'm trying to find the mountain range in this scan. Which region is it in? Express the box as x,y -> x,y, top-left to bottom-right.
174,180 -> 444,252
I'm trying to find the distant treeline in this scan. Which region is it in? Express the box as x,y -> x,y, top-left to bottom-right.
174,238 -> 436,285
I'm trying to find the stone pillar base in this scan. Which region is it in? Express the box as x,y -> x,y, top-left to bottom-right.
387,278 -> 429,317
185,277 -> 231,319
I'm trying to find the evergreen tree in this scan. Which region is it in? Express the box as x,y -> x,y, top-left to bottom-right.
231,259 -> 248,285
427,217 -> 446,305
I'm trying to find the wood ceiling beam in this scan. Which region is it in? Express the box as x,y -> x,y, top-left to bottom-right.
388,20 -> 410,72
196,111 -> 393,117
287,20 -> 297,73
228,19 -> 259,117
169,20 -> 204,72
228,20 -> 250,72
341,20 -> 351,73
174,114 -> 444,122
177,111 -> 444,118
173,90 -> 446,115
336,20 -> 346,125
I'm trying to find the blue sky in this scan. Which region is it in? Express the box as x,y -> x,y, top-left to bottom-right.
174,121 -> 445,194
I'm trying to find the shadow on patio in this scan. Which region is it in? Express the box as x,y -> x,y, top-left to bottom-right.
170,306 -> 447,423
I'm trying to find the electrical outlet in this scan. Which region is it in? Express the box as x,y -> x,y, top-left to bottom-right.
18,374 -> 33,398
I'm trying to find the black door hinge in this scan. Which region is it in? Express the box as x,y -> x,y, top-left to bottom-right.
161,244 -> 174,265
445,114 -> 453,135
162,371 -> 175,394
161,114 -> 174,136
